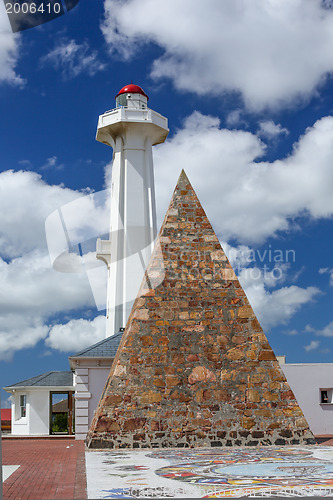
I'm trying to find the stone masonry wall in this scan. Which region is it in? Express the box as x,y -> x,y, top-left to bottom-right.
86,170 -> 315,448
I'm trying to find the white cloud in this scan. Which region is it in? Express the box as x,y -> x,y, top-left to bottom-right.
0,252 -> 93,315
1,395 -> 12,408
319,267 -> 333,286
305,321 -> 333,337
45,315 -> 106,352
219,241 -> 319,331
222,241 -> 295,276
225,110 -> 247,128
0,170 -> 83,259
18,159 -> 32,167
154,112 -> 333,244
0,251 -> 96,360
222,241 -> 256,270
0,169 -> 110,358
237,268 -> 319,330
0,320 -> 48,361
284,329 -> 298,336
0,2 -> 24,86
41,156 -> 64,171
102,0 -> 333,111
257,120 -> 289,139
40,39 -> 106,79
304,340 -> 320,352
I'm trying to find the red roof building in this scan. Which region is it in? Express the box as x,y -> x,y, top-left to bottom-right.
1,408 -> 11,431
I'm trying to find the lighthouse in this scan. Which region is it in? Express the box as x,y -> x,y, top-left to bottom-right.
96,84 -> 169,337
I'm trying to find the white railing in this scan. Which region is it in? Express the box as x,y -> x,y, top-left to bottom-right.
103,105 -> 150,115
99,106 -> 168,130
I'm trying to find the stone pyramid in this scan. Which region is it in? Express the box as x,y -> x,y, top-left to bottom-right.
86,170 -> 315,449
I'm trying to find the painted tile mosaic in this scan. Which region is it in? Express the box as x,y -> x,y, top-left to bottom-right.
86,446 -> 333,498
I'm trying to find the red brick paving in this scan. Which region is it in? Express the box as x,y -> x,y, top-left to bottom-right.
315,435 -> 333,446
2,439 -> 87,500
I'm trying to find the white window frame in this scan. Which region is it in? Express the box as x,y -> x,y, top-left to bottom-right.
320,388 -> 333,405
20,394 -> 27,417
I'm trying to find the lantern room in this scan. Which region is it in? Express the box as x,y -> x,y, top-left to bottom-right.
115,84 -> 149,109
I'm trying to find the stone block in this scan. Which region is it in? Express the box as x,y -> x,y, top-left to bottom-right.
238,306 -> 253,318
140,391 -> 162,404
258,351 -> 276,361
114,365 -> 126,377
188,366 -> 217,384
95,417 -> 120,433
165,376 -> 180,387
247,389 -> 260,403
242,418 -> 256,430
226,348 -> 245,361
263,391 -> 279,402
104,395 -> 123,405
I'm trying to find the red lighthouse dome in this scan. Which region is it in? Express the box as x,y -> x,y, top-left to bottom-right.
115,84 -> 149,100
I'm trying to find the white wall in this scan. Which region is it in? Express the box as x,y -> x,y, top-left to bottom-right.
74,366 -> 110,440
29,390 -> 50,435
11,390 -> 49,435
74,368 -> 90,440
281,363 -> 333,435
11,391 -> 29,435
88,368 -> 110,425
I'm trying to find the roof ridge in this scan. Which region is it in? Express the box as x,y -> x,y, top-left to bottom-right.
4,371 -> 73,389
12,371 -> 52,387
32,371 -> 54,385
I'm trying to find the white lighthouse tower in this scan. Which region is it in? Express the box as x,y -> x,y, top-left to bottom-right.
96,84 -> 169,337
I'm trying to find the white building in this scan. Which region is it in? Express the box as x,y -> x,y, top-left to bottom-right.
4,372 -> 74,436
279,358 -> 333,436
68,331 -> 123,440
3,335 -> 123,439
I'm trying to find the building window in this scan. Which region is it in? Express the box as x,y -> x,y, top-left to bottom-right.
320,389 -> 332,404
20,395 -> 26,417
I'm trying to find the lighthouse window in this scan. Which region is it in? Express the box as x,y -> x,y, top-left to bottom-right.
320,389 -> 333,404
116,94 -> 127,107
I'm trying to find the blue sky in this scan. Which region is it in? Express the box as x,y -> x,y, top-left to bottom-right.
1,0 -> 333,407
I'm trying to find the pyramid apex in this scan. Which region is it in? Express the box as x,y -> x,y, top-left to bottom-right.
176,169 -> 191,187
178,168 -> 190,181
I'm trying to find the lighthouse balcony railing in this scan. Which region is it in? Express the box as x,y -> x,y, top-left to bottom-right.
100,106 -> 168,129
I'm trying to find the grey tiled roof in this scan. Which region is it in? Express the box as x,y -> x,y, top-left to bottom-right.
69,331 -> 123,359
5,371 -> 73,389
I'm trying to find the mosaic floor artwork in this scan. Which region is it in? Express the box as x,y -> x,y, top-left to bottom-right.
86,446 -> 333,498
